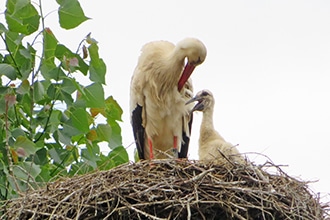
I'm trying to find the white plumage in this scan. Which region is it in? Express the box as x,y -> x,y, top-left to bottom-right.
187,90 -> 245,165
130,38 -> 207,160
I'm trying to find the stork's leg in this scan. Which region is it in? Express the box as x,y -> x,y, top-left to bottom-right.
148,138 -> 154,160
173,136 -> 179,158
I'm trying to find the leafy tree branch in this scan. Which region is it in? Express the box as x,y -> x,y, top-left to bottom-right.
0,0 -> 128,202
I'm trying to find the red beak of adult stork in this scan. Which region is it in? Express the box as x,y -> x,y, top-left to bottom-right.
178,63 -> 196,92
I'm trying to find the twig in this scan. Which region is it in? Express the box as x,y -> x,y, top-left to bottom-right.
129,205 -> 167,220
183,168 -> 214,184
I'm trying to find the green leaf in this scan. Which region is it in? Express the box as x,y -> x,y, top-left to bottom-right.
96,124 -> 112,143
68,162 -> 93,176
88,43 -> 106,84
19,47 -> 32,60
33,81 -> 45,102
16,79 -> 30,94
20,57 -> 33,80
83,83 -> 105,108
134,148 -> 140,162
48,144 -> 77,167
56,124 -> 80,145
108,146 -> 129,165
107,120 -> 122,149
5,0 -> 40,35
21,44 -> 36,80
0,63 -> 17,80
58,111 -> 83,138
3,32 -> 32,79
48,109 -> 62,133
61,91 -> 74,106
11,128 -> 26,138
19,93 -> 32,117
48,147 -> 62,165
42,28 -> 58,69
55,44 -> 88,75
72,133 -> 85,145
71,107 -> 90,133
62,115 -> 83,137
97,154 -> 116,170
12,162 -> 41,180
35,164 -> 52,182
81,144 -> 100,169
57,0 -> 90,29
41,66 -> 66,81
61,78 -> 76,94
33,148 -> 48,165
46,83 -> 73,105
13,136 -> 38,156
5,31 -> 23,49
104,96 -> 123,121
0,23 -> 7,34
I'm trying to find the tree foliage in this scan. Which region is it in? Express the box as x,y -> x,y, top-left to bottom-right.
0,0 -> 128,201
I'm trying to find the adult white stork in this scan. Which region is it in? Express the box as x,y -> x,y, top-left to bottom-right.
187,90 -> 245,165
130,38 -> 207,160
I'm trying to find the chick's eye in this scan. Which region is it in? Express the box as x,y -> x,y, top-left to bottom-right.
201,91 -> 209,96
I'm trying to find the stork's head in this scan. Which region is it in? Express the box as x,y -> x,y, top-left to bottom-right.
186,89 -> 214,113
177,38 -> 207,91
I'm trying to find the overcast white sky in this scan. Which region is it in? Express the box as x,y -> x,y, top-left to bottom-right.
1,1 -> 330,202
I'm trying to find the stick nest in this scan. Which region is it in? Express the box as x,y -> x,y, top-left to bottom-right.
3,159 -> 329,220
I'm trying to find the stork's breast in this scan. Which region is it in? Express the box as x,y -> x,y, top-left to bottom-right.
144,89 -> 186,138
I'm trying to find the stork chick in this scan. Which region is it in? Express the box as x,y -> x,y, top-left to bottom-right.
187,90 -> 245,165
130,38 -> 207,160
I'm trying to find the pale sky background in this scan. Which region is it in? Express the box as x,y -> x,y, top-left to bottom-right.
1,1 -> 330,203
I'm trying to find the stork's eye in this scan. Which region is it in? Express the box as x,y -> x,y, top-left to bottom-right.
190,57 -> 202,65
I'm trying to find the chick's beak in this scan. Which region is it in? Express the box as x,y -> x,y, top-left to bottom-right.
186,96 -> 198,105
186,96 -> 205,112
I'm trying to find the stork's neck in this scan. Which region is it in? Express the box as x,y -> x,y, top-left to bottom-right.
199,104 -> 224,146
171,45 -> 187,63
199,102 -> 228,147
157,52 -> 185,94
200,106 -> 216,134
166,55 -> 184,84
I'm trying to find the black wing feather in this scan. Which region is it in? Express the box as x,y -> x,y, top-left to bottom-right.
178,114 -> 193,158
132,104 -> 145,160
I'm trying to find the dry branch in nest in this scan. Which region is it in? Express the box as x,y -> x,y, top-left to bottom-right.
2,159 -> 329,220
